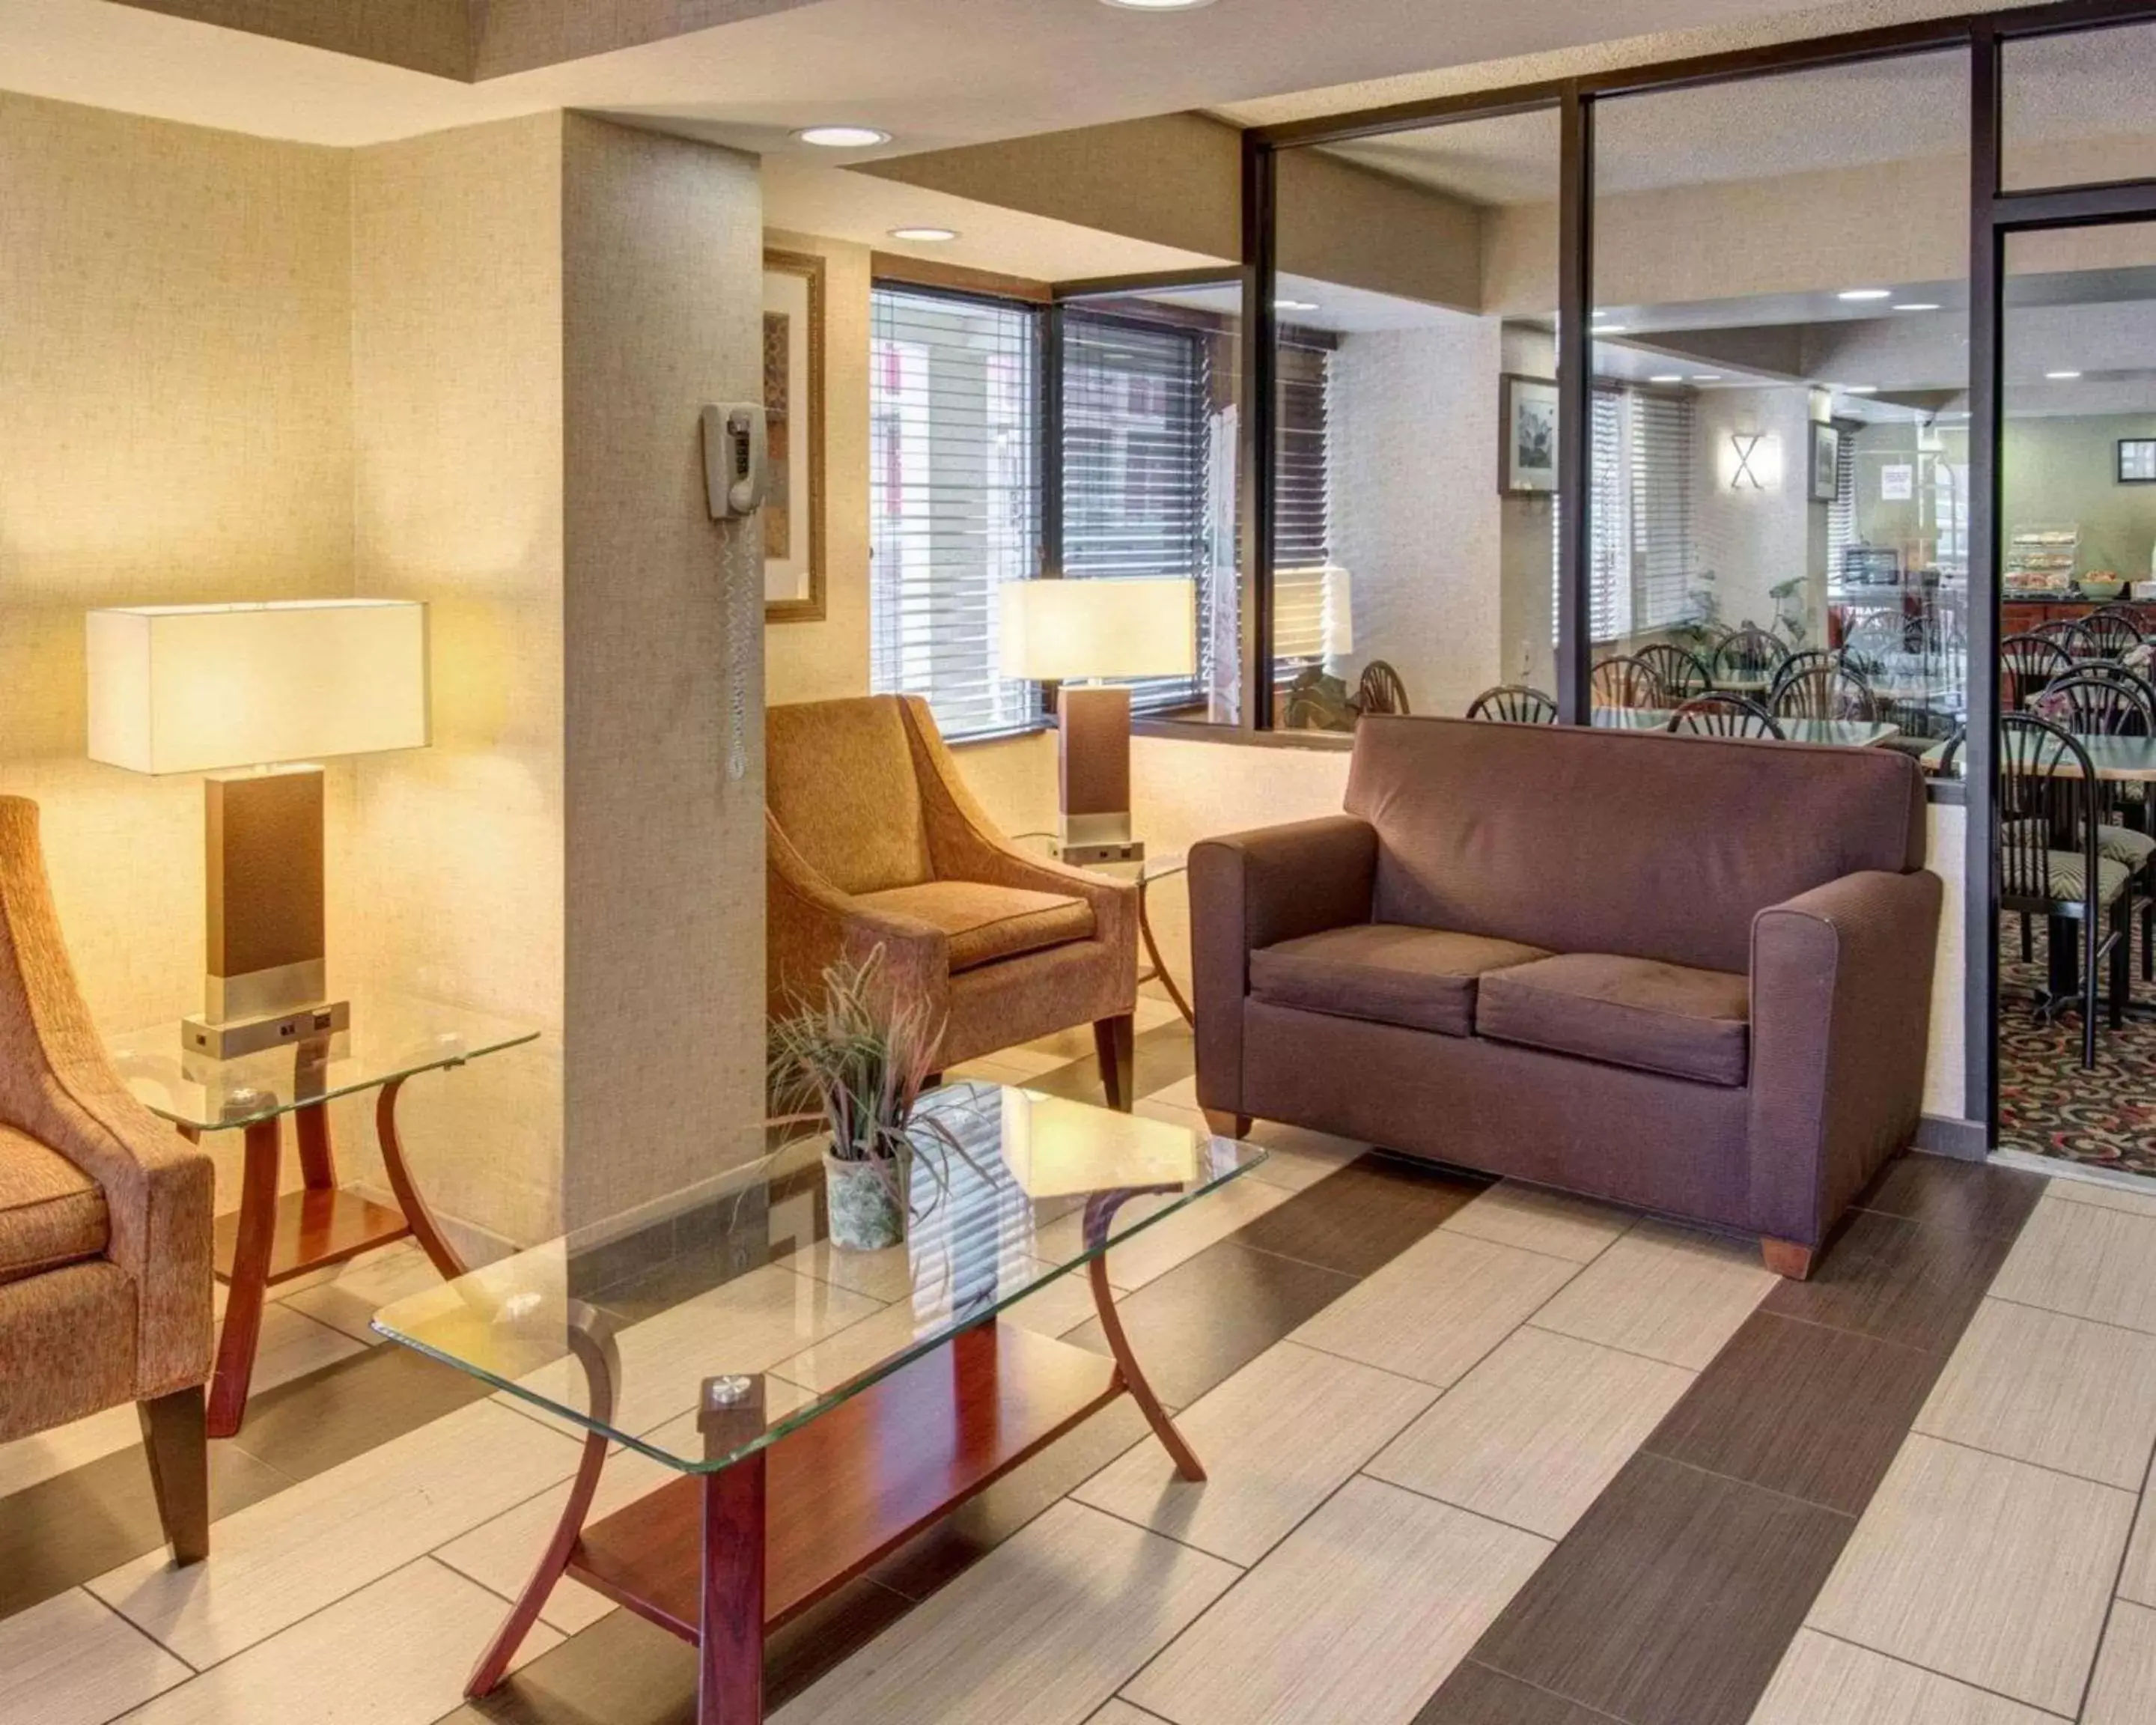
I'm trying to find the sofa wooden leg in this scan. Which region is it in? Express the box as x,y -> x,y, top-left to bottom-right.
138,1386 -> 210,1566
1094,1014 -> 1136,1112
1760,1238 -> 1815,1281
1202,1109 -> 1253,1139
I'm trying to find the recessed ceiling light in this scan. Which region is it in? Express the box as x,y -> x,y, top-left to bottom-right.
794,125 -> 891,148
2047,369 -> 2083,380
1692,373 -> 1723,382
1595,324 -> 1629,335
1838,288 -> 1892,301
1893,302 -> 1942,311
889,225 -> 958,243
1275,298 -> 1319,312
1844,384 -> 1880,395
1648,374 -> 1684,384
1100,0 -> 1219,10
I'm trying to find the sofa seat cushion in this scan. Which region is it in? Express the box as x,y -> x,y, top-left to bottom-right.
1478,952 -> 1752,1086
859,880 -> 1095,973
0,1127 -> 108,1287
1249,923 -> 1553,1038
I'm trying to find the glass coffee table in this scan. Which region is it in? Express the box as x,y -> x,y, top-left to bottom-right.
374,1082 -> 1264,1724
108,990 -> 539,1435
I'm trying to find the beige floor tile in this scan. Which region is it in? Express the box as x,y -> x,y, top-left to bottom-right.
121,1558 -> 559,1725
1749,1629 -> 2055,1725
1991,1198 -> 2156,1335
1003,1260 -> 1130,1342
1017,1024 -> 1103,1065
1529,1220 -> 1774,1369
1125,1476 -> 1550,1725
1915,1299 -> 2156,1488
769,1304 -> 1004,1396
2117,1492 -> 2156,1608
1806,1434 -> 2134,1715
0,1588 -> 191,1725
1133,997 -> 1183,1034
1074,1340 -> 1437,1564
1089,1703 -> 1171,1725
1366,1326 -> 1694,1539
250,1299 -> 371,1381
278,1241 -> 442,1344
779,1238 -> 930,1303
2086,1599 -> 2156,1725
90,1399 -> 581,1670
1439,1181 -> 1634,1265
1237,1119 -> 1367,1190
1035,1177 -> 1291,1292
1290,1231 -> 1579,1388
948,1055 -> 1051,1087
772,1500 -> 1238,1725
2044,1173 -> 2156,1221
1146,1074 -> 1200,1111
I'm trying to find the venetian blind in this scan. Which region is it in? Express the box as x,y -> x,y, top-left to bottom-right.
1629,389 -> 1696,632
869,285 -> 1044,740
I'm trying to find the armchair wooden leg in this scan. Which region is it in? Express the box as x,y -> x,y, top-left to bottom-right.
1202,1109 -> 1253,1139
1760,1238 -> 1815,1280
1094,1014 -> 1136,1112
138,1386 -> 210,1566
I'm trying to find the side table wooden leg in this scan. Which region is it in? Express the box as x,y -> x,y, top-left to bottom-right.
700,1453 -> 767,1725
378,1077 -> 469,1280
1136,871 -> 1195,1027
295,1101 -> 335,1190
1084,1192 -> 1205,1482
208,1118 -> 283,1439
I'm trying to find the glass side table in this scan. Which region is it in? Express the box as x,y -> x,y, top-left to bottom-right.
1015,834 -> 1194,1024
106,989 -> 539,1437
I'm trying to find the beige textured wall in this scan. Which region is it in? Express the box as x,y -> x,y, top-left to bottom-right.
1279,149 -> 1483,314
348,114 -> 568,1247
560,115 -> 768,1235
0,93 -> 355,1207
764,230 -> 874,707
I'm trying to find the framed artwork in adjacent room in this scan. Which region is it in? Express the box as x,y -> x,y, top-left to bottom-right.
1499,374 -> 1559,496
763,248 -> 826,622
2119,439 -> 2156,484
1809,421 -> 1841,502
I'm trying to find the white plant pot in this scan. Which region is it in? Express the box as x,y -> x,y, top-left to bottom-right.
824,1151 -> 904,1252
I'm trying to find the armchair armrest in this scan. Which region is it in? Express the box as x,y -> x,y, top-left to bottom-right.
1747,868 -> 1943,1247
1188,815 -> 1378,1117
766,814 -> 951,1028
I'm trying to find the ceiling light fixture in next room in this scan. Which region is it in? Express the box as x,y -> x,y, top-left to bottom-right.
889,226 -> 959,242
794,125 -> 891,147
1101,0 -> 1219,10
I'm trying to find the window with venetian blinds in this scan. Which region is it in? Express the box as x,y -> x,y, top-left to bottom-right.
869,285 -> 1044,740
1565,384 -> 1699,643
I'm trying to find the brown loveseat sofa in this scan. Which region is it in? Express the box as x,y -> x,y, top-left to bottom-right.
1190,717 -> 1941,1277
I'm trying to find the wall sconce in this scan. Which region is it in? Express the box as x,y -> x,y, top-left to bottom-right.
1724,431 -> 1784,492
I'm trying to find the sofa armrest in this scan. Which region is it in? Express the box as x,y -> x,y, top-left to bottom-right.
766,814 -> 951,1032
1188,815 -> 1378,1117
1747,868 -> 1943,1247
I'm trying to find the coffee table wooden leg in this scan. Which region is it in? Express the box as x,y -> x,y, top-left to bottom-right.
699,1452 -> 767,1724
208,1118 -> 283,1440
1084,1192 -> 1205,1482
294,1100 -> 335,1190
378,1076 -> 469,1280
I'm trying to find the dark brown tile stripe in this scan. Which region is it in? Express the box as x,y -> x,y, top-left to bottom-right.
1416,1154 -> 2049,1725
1015,1019 -> 1197,1107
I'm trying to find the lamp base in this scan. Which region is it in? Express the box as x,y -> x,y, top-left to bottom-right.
1057,684 -> 1135,861
183,999 -> 349,1062
195,766 -> 335,1058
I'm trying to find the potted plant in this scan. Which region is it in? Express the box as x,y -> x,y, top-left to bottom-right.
767,951 -> 942,1251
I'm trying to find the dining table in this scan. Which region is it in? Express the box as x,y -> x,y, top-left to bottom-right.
1593,709 -> 1902,749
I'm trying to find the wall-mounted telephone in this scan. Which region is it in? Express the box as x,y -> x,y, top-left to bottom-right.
701,402 -> 768,520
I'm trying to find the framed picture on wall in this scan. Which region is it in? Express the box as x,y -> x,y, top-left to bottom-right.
1499,374 -> 1559,496
763,248 -> 826,623
1809,421 -> 1841,503
2119,439 -> 2156,484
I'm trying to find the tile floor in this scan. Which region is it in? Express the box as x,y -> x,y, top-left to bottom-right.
1,1012 -> 2154,1725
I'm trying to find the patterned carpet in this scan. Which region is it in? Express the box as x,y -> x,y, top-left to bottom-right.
1999,917 -> 2156,1175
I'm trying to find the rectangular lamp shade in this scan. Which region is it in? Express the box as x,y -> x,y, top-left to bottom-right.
87,600 -> 429,776
998,579 -> 1196,683
1273,565 -> 1353,660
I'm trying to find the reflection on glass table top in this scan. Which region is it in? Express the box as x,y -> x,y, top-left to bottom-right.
106,989 -> 541,1132
371,1081 -> 1265,1473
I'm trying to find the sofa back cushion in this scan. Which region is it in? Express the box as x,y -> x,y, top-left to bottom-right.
1343,717 -> 1927,974
767,696 -> 933,895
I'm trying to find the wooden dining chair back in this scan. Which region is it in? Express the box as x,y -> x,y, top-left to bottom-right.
1711,625 -> 1787,692
1666,693 -> 1785,739
2080,608 -> 2146,660
1591,655 -> 1667,711
1356,660 -> 1412,717
1772,659 -> 1877,722
1633,644 -> 1711,701
2000,633 -> 2077,710
1999,714 -> 2128,1068
1465,684 -> 1559,724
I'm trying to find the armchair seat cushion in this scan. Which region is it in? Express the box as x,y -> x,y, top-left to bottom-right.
1478,952 -> 1751,1086
0,1127 -> 109,1286
1250,923 -> 1552,1038
858,880 -> 1096,973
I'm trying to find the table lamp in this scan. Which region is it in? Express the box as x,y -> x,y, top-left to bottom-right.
86,599 -> 430,1058
999,577 -> 1196,865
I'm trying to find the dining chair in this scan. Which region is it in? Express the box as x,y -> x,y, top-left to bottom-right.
2000,633 -> 2076,710
2080,607 -> 2146,660
1999,714 -> 2131,1069
2034,617 -> 2095,658
1356,660 -> 1412,717
2034,668 -> 2156,981
1710,624 -> 1787,694
1464,684 -> 1559,723
1632,644 -> 1711,701
1590,655 -> 1666,711
1666,693 -> 1785,739
1772,658 -> 1878,722
1839,612 -> 1910,680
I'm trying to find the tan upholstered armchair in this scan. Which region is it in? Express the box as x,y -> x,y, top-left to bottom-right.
767,696 -> 1141,1104
0,797 -> 214,1562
